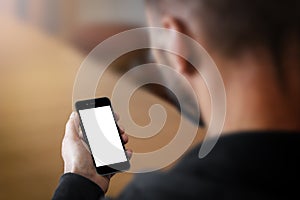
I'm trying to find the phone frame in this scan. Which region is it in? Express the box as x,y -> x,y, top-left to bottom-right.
75,97 -> 130,175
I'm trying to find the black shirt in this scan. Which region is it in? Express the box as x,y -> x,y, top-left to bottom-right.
52,131 -> 300,200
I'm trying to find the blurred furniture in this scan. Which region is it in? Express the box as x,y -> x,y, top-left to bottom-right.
0,16 -> 203,199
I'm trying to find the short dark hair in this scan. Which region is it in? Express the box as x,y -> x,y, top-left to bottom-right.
146,0 -> 300,66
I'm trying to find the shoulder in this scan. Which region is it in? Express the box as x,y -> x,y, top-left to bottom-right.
119,144 -> 222,200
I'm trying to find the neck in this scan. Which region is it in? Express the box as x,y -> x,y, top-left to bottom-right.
223,76 -> 300,133
224,59 -> 300,133
198,50 -> 300,134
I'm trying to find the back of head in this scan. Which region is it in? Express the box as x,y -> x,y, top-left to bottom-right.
146,0 -> 300,130
146,0 -> 300,73
146,0 -> 300,52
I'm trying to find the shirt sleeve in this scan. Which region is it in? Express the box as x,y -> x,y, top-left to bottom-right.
52,173 -> 105,200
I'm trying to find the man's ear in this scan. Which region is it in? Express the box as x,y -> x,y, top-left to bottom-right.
162,16 -> 194,75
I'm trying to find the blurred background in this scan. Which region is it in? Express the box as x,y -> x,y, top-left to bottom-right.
0,0 -> 146,51
0,0 -> 202,199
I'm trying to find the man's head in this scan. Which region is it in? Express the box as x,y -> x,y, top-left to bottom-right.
145,0 -> 300,131
146,0 -> 300,57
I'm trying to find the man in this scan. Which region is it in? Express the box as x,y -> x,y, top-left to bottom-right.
53,0 -> 300,199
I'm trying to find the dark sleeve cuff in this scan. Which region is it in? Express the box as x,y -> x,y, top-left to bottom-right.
52,173 -> 105,200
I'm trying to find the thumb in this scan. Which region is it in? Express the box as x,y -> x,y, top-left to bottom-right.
64,112 -> 80,140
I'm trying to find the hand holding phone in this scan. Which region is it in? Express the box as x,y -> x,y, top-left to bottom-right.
75,97 -> 130,175
61,98 -> 131,192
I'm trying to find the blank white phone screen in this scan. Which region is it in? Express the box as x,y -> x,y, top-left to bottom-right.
79,106 -> 127,167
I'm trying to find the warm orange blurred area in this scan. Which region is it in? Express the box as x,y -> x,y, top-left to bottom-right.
0,15 -> 81,199
0,1 -> 203,199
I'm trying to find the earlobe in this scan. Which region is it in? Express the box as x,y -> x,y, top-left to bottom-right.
161,16 -> 194,76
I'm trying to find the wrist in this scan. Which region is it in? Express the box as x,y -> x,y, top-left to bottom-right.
71,169 -> 110,193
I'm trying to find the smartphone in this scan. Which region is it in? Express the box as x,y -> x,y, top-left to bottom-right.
75,97 -> 130,175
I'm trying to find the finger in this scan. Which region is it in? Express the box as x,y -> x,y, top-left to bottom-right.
122,133 -> 128,144
80,138 -> 91,154
126,149 -> 133,160
78,127 -> 90,148
78,127 -> 84,139
118,125 -> 125,135
65,112 -> 80,140
104,173 -> 114,180
114,112 -> 120,121
73,112 -> 80,133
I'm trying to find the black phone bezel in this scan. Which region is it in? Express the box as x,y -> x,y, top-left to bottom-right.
75,97 -> 130,175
